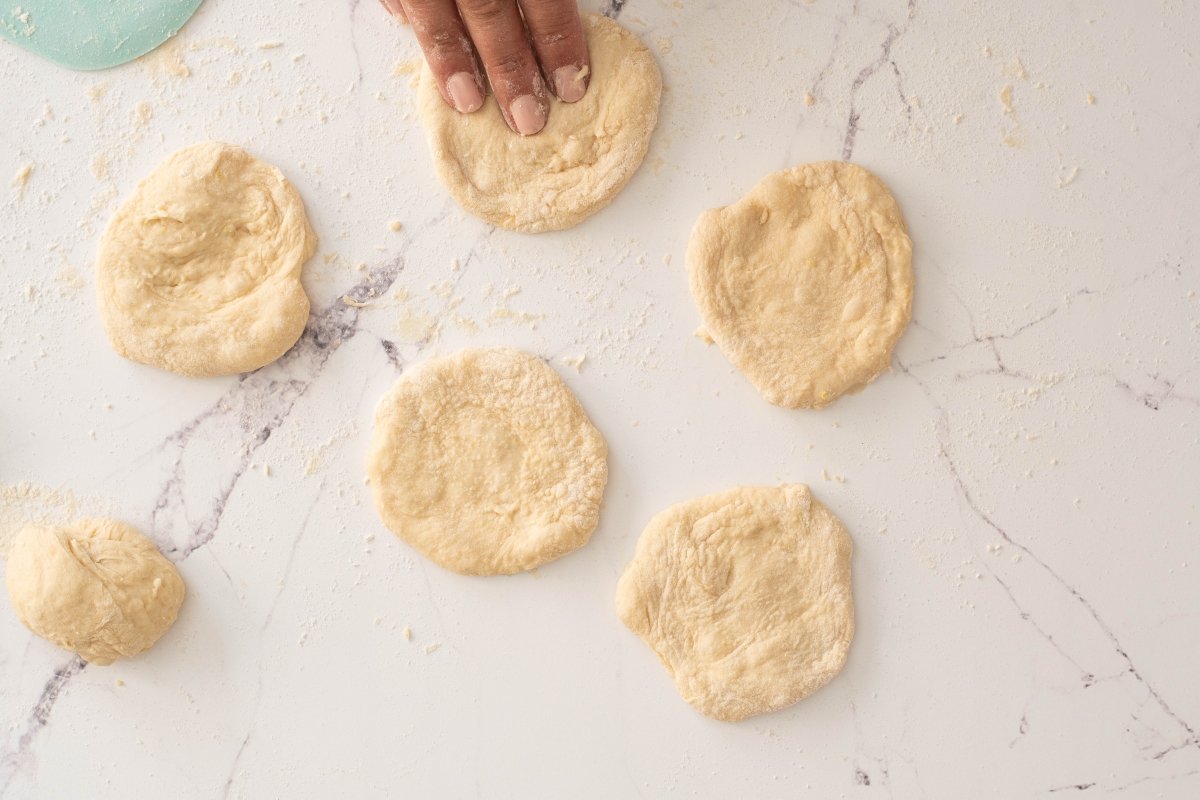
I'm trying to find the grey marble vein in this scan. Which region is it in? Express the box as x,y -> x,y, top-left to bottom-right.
222,484 -> 325,798
603,0 -> 628,20
0,259 -> 404,793
841,1 -> 916,160
894,359 -> 1200,783
0,656 -> 84,796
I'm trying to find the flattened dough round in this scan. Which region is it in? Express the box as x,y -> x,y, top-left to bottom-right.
616,484 -> 854,721
367,347 -> 608,575
6,519 -> 186,665
688,162 -> 913,408
416,13 -> 661,232
97,141 -> 316,377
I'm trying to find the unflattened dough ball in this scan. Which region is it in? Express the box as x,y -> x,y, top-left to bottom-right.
96,141 -> 317,377
416,14 -> 662,232
367,347 -> 608,575
688,162 -> 913,408
6,519 -> 185,665
616,484 -> 854,722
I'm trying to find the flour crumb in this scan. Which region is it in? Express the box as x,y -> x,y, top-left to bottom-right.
1003,58 -> 1028,81
656,36 -> 673,54
256,41 -> 283,49
1057,167 -> 1080,188
803,91 -> 816,107
423,642 -> 441,655
562,354 -> 586,372
342,296 -> 370,308
388,219 -> 403,232
1000,85 -> 1015,116
1085,91 -> 1096,105
11,5 -> 35,36
392,59 -> 422,87
12,163 -> 33,199
694,326 -> 714,345
115,679 -> 125,687
89,152 -> 109,180
153,43 -> 191,78
403,626 -> 413,641
131,102 -> 153,129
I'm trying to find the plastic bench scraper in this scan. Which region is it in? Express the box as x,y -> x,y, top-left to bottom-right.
1,1 -> 205,71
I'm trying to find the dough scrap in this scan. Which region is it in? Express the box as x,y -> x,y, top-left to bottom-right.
96,141 -> 316,377
688,162 -> 913,408
367,347 -> 608,575
616,484 -> 854,721
416,14 -> 662,233
6,519 -> 185,665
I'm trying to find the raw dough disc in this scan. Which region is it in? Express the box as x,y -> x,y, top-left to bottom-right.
416,13 -> 662,233
616,484 -> 854,721
96,141 -> 316,377
6,518 -> 186,665
688,162 -> 913,408
367,347 -> 608,575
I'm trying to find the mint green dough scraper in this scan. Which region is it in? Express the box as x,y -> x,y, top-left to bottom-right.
1,0 -> 205,71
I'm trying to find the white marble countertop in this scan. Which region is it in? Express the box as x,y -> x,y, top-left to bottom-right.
2,1 -> 1198,797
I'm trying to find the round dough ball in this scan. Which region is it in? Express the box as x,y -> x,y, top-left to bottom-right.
688,162 -> 913,408
416,13 -> 661,233
96,141 -> 317,377
367,347 -> 608,575
6,519 -> 186,665
616,484 -> 854,722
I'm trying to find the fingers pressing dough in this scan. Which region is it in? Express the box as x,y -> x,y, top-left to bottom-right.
415,13 -> 661,232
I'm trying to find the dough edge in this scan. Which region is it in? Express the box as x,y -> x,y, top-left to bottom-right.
686,161 -> 914,408
616,483 -> 855,721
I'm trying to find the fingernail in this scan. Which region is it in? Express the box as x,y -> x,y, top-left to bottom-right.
510,95 -> 546,135
446,72 -> 483,113
554,65 -> 587,103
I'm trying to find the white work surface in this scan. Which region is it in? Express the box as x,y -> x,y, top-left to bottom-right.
2,1 -> 1198,797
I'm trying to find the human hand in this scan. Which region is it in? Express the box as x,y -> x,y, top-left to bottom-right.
380,0 -> 591,136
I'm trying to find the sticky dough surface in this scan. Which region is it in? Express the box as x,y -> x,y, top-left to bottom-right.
617,484 -> 854,721
96,141 -> 315,377
367,347 -> 608,575
688,162 -> 913,408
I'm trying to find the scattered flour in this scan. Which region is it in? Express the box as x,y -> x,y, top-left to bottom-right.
12,163 -> 33,199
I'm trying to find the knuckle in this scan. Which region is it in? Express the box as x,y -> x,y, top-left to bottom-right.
486,51 -> 526,81
459,0 -> 510,21
428,37 -> 468,64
